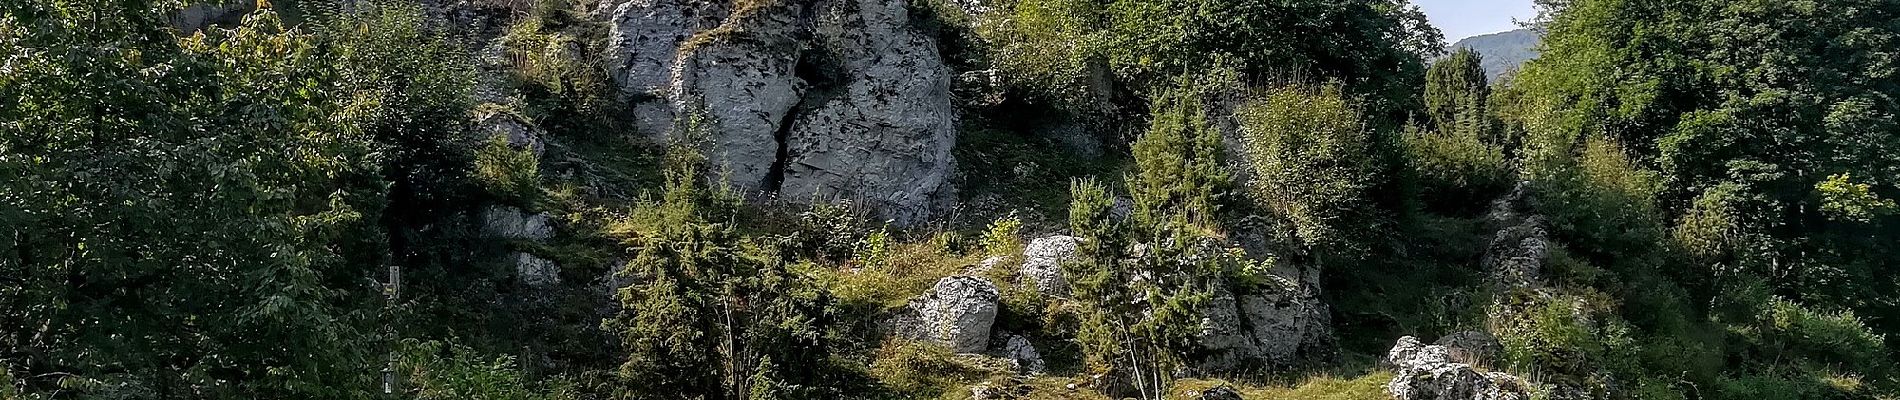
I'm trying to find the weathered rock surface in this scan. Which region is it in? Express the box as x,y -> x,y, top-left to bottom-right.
1018,235 -> 1080,297
482,206 -> 555,240
1185,385 -> 1243,400
668,3 -> 806,190
779,0 -> 957,224
1483,182 -> 1549,290
1387,336 -> 1529,400
603,0 -> 731,136
1198,274 -> 1332,371
993,333 -> 1045,374
603,0 -> 957,224
897,276 -> 1000,353
513,252 -> 562,286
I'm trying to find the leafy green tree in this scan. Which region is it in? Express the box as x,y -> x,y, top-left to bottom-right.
983,0 -> 1441,118
1408,48 -> 1512,213
1513,0 -> 1900,338
0,5 -> 384,397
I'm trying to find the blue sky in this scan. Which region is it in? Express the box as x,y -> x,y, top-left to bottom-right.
1413,0 -> 1538,42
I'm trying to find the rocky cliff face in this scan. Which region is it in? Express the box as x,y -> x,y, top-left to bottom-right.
603,0 -> 957,224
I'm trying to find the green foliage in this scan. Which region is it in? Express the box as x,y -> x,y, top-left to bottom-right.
1062,88 -> 1254,398
0,5 -> 388,397
1236,84 -> 1382,258
604,144 -> 845,399
1423,48 -> 1492,133
1491,291 -> 1638,390
980,214 -> 1025,256
1816,173 -> 1896,223
1514,0 -> 1900,350
983,0 -> 1441,117
396,340 -> 577,400
475,134 -> 543,202
1402,123 -> 1511,214
499,0 -> 620,135
867,340 -> 1011,397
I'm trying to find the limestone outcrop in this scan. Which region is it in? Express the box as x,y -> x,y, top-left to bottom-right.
896,276 -> 1000,353
1018,235 -> 1080,297
1387,336 -> 1530,400
1197,270 -> 1331,371
601,0 -> 957,224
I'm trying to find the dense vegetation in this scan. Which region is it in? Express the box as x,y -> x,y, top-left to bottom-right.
3,0 -> 1897,399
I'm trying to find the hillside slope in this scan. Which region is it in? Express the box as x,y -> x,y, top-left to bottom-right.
1451,28 -> 1539,80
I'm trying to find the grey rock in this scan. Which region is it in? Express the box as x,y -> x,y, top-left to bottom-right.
605,0 -> 958,224
513,252 -> 561,286
669,2 -> 806,190
898,276 -> 1000,353
482,206 -> 555,240
1386,336 -> 1530,400
1199,275 -> 1331,371
996,334 -> 1045,374
1189,386 -> 1243,400
1483,183 -> 1546,286
1018,236 -> 1080,297
780,0 -> 958,225
473,106 -> 547,156
171,0 -> 251,33
603,0 -> 729,137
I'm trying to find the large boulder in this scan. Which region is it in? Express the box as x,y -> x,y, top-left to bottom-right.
1198,275 -> 1331,371
1018,235 -> 1080,297
603,0 -> 957,224
668,2 -> 806,190
1386,336 -> 1530,400
898,276 -> 1000,353
603,0 -> 731,136
778,0 -> 958,224
482,206 -> 555,240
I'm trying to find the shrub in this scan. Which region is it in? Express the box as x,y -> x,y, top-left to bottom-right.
1236,84 -> 1382,257
1402,122 -> 1512,214
980,214 -> 1025,256
474,134 -> 542,202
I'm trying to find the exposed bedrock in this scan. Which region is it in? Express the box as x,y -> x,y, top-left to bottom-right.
603,0 -> 957,224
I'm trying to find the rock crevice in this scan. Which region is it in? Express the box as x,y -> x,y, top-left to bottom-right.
605,0 -> 956,224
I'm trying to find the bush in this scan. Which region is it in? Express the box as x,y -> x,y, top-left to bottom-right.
1403,123 -> 1512,214
474,134 -> 542,202
1236,84 -> 1382,257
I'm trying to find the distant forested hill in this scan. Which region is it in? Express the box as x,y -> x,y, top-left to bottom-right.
1451,28 -> 1540,80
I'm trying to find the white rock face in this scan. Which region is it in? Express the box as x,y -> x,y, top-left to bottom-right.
1198,274 -> 1331,370
482,206 -> 555,240
779,0 -> 958,224
1386,336 -> 1530,400
669,3 -> 806,190
1018,236 -> 1080,297
604,0 -> 730,136
899,276 -> 1000,353
605,0 -> 957,224
513,252 -> 562,286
